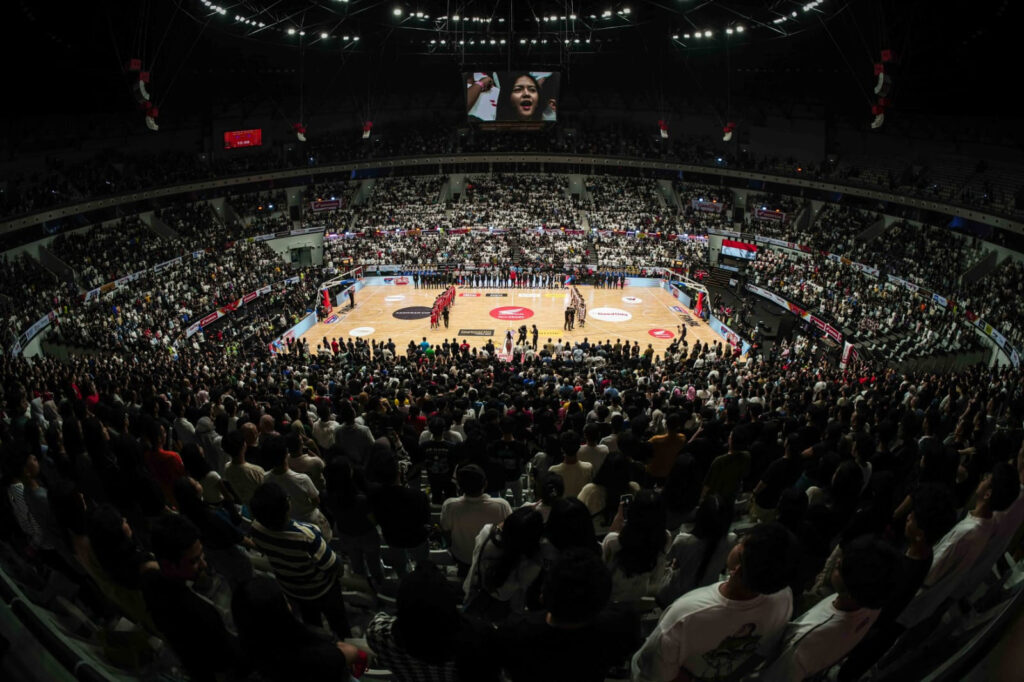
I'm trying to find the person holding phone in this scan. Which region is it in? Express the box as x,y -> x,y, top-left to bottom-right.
601,490 -> 672,603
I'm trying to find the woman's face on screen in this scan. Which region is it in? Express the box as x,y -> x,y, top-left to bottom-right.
509,76 -> 538,119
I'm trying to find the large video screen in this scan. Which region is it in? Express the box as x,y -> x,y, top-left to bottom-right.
464,71 -> 561,124
223,129 -> 263,150
721,239 -> 758,260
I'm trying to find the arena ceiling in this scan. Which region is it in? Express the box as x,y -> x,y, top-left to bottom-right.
4,0 -> 1018,123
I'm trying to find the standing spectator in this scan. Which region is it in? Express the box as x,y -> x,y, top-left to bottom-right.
232,577 -> 369,681
488,416 -> 530,505
263,434 -> 332,540
646,413 -> 688,484
751,433 -> 805,523
369,450 -> 431,577
601,490 -> 673,603
657,494 -> 737,608
248,481 -> 352,638
142,421 -> 185,506
421,417 -> 458,504
632,522 -> 797,682
222,429 -> 266,506
487,547 -> 641,682
324,457 -> 384,589
577,422 -> 610,477
702,424 -> 753,515
549,430 -> 593,498
367,563 -> 492,682
463,507 -> 544,619
763,535 -> 900,681
142,514 -> 245,682
335,402 -> 375,467
441,465 -> 512,575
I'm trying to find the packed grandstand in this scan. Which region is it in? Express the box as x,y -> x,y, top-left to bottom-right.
3,5 -> 1024,682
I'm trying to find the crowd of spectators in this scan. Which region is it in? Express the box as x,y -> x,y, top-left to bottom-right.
586,176 -> 676,232
1,287 -> 1023,680
846,221 -> 989,294
457,174 -> 577,231
4,123 -> 1023,224
49,216 -> 183,289
354,177 -> 449,232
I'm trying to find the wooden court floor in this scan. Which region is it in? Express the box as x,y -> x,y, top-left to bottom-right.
300,285 -> 721,359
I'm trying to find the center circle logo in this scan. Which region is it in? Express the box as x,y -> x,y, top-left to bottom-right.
648,328 -> 675,339
590,307 -> 632,322
622,296 -> 643,304
384,295 -> 405,302
393,306 -> 433,320
489,306 -> 535,321
349,327 -> 375,337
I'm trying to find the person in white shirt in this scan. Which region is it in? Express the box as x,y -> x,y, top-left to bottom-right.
763,535 -> 901,682
952,445 -> 1024,603
577,422 -> 610,475
441,465 -> 512,574
549,430 -> 594,499
262,434 -> 332,541
897,462 -> 1020,630
632,522 -> 797,682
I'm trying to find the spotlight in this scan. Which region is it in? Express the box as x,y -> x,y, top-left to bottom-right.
393,7 -> 402,16
287,27 -> 296,35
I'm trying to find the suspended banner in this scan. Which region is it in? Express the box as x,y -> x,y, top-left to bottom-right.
691,200 -> 725,213
311,200 -> 341,212
754,208 -> 786,222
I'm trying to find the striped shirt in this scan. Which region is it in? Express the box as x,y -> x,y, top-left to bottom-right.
250,519 -> 337,600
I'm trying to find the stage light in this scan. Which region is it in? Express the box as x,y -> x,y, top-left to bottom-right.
415,11 -> 422,18
704,30 -> 711,36
683,33 -> 690,38
623,7 -> 631,14
299,30 -> 305,35
673,34 -> 679,39
570,13 -> 577,19
342,35 -> 349,40
287,27 -> 296,35
520,38 -> 526,44
321,32 -> 329,38
353,36 -> 359,40
726,28 -> 733,34
393,7 -> 402,16
692,32 -> 700,39
452,14 -> 459,20
500,39 -> 506,44
736,25 -> 744,32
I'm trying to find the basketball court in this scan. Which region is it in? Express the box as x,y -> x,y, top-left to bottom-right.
299,284 -> 722,358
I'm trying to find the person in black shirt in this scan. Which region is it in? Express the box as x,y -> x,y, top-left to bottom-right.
325,457 -> 384,588
232,577 -> 367,682
368,450 -> 431,577
142,514 -> 245,682
488,547 -> 640,682
420,417 -> 457,503
751,433 -> 805,522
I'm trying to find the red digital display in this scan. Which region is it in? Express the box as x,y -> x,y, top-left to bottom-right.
223,129 -> 263,149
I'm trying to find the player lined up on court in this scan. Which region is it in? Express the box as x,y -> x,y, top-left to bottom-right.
431,285 -> 457,329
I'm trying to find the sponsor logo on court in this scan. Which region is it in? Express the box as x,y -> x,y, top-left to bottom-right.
459,293 -> 481,297
458,329 -> 494,336
538,329 -> 562,335
518,293 -> 541,298
649,328 -> 675,339
486,293 -> 509,297
543,293 -> 565,298
669,306 -> 685,314
393,306 -> 433,320
490,306 -> 535,321
384,295 -> 405,302
590,307 -> 632,322
349,327 -> 374,337
395,277 -> 409,285
622,296 -> 643,304
325,315 -> 339,324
